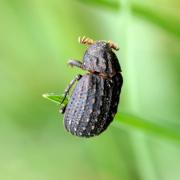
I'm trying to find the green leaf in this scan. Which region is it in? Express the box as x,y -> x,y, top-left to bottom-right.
115,113 -> 180,142
78,0 -> 120,11
42,93 -> 68,106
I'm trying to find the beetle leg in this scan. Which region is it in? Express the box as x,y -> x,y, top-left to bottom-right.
78,36 -> 95,45
68,59 -> 83,69
59,104 -> 67,114
107,40 -> 119,51
60,74 -> 82,105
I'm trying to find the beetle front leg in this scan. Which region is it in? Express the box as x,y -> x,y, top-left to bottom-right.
60,74 -> 82,106
68,59 -> 83,69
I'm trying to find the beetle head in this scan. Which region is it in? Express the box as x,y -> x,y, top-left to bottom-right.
82,41 -> 121,76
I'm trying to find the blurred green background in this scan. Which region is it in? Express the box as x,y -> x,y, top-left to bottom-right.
0,0 -> 180,180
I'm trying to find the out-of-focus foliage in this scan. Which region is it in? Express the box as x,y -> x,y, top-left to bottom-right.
0,0 -> 180,180
78,0 -> 120,11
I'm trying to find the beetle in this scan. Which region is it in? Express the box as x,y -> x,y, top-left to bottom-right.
60,37 -> 123,137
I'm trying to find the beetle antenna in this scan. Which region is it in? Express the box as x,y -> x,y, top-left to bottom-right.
107,40 -> 119,51
78,36 -> 95,45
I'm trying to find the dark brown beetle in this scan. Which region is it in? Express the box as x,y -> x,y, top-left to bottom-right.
60,37 -> 123,137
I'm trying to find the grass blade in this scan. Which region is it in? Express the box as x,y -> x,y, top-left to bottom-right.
42,93 -> 68,106
115,113 -> 180,142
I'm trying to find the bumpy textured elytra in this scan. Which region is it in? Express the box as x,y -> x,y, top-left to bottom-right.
60,37 -> 123,137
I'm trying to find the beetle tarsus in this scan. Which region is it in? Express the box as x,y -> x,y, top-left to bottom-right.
60,105 -> 67,114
